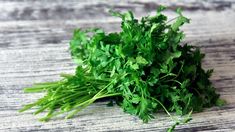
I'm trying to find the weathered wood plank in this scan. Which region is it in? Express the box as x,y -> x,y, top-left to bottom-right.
0,0 -> 234,21
0,0 -> 235,131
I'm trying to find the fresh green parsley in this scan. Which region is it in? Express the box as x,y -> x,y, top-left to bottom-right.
20,6 -> 223,131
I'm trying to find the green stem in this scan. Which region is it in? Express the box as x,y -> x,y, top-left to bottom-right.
151,97 -> 178,122
165,80 -> 182,85
96,93 -> 122,99
159,73 -> 177,80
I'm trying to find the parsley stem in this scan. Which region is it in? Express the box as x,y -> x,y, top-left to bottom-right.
96,93 -> 122,99
165,80 -> 182,85
166,16 -> 180,24
151,97 -> 178,122
159,73 -> 177,80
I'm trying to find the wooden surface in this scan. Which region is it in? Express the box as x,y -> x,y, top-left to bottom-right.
0,0 -> 235,131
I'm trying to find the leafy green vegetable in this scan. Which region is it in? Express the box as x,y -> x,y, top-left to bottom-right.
20,6 -> 222,131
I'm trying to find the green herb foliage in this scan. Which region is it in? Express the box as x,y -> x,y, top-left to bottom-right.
20,6 -> 222,131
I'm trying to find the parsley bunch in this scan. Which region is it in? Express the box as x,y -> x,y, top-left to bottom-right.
20,6 -> 222,131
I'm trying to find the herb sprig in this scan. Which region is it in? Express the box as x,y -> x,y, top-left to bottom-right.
20,6 -> 223,131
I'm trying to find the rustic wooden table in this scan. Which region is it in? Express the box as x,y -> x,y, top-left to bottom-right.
0,0 -> 235,131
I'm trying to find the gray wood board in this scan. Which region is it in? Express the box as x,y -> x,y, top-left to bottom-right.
0,0 -> 235,131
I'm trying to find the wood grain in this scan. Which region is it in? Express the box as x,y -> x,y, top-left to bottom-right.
0,0 -> 235,131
